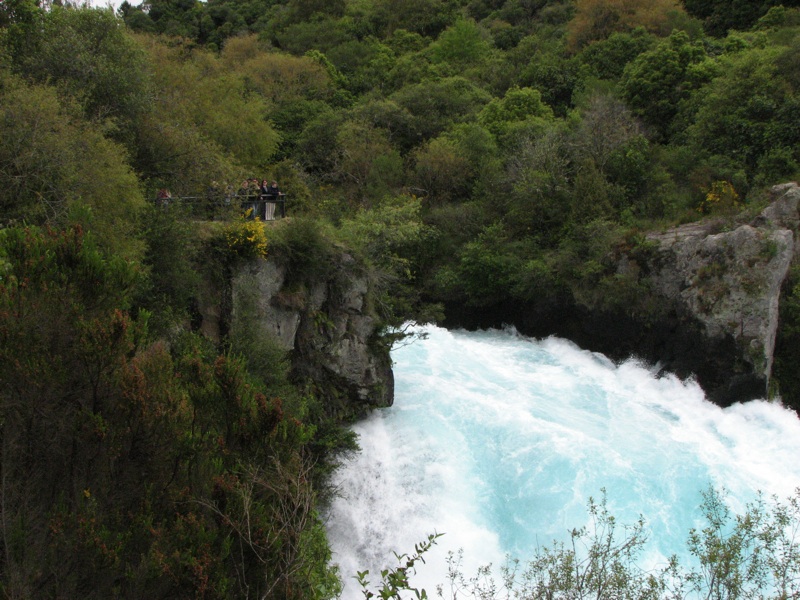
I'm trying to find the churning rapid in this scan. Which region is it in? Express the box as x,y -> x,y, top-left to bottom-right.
325,325 -> 800,598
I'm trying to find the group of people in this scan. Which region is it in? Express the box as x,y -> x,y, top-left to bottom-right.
152,179 -> 286,220
239,178 -> 284,220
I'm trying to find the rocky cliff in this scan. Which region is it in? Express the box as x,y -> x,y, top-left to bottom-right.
445,183 -> 800,407
642,182 -> 798,403
198,247 -> 394,420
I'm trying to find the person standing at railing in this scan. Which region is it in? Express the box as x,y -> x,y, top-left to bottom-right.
262,180 -> 283,220
156,188 -> 171,208
264,180 -> 281,198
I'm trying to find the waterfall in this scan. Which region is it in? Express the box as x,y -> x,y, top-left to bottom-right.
325,325 -> 800,598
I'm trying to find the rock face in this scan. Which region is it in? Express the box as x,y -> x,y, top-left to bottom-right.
195,244 -> 393,418
445,183 -> 800,406
642,183 -> 798,402
230,254 -> 394,418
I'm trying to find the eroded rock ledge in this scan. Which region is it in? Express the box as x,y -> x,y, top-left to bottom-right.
643,183 -> 797,402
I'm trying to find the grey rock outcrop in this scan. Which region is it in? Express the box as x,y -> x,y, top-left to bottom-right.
449,183 -> 800,406
230,254 -> 393,418
645,183 -> 798,401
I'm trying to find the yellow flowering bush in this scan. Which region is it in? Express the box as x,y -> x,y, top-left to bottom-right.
698,180 -> 742,215
223,217 -> 269,260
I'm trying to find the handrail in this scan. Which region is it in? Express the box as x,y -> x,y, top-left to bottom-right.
154,192 -> 286,221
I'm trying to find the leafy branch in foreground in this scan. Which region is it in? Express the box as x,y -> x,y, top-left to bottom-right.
356,533 -> 443,600
437,489 -> 662,600
369,488 -> 800,600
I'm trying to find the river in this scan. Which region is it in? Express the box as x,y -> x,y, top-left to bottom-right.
325,325 -> 800,598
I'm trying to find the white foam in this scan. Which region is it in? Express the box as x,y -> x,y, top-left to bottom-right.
326,325 -> 800,599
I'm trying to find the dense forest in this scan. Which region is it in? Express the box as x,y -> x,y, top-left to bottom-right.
2,0 -> 800,597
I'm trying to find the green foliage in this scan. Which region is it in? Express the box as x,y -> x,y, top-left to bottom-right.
578,28 -> 657,80
621,30 -> 716,139
0,223 -> 343,598
0,69 -> 146,259
266,217 -> 338,283
6,5 -> 151,145
390,77 -> 493,144
478,86 -> 555,138
551,220 -> 628,308
412,137 -> 474,203
389,488 -> 800,600
339,194 -> 441,325
273,16 -> 355,56
682,487 -> 800,600
138,36 -> 280,182
454,222 -> 528,307
370,0 -> 459,37
504,124 -> 572,241
334,120 -> 405,204
567,0 -> 689,51
518,51 -> 583,116
686,45 -> 800,183
134,205 -> 202,335
428,18 -> 493,70
682,0 -> 800,37
356,533 -> 442,599
5,3 -> 800,593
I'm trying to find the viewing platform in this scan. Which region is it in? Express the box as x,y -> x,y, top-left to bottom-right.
154,192 -> 286,221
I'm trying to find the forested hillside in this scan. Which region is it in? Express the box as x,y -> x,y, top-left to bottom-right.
2,0 -> 800,597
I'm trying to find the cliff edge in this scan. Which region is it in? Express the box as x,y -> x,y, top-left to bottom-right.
198,245 -> 394,420
445,183 -> 800,407
644,183 -> 798,402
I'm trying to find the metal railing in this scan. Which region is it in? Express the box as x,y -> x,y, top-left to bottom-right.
154,192 -> 286,221
239,195 -> 286,221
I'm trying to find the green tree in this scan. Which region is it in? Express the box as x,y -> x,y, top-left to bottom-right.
0,225 -> 142,596
221,37 -> 333,104
686,45 -> 800,184
0,224 -> 342,598
504,125 -> 572,241
390,77 -> 493,144
134,35 -> 281,191
7,5 -> 151,146
413,136 -> 474,202
567,0 -> 688,50
334,121 -> 404,205
134,205 -> 202,335
455,222 -> 525,306
518,51 -> 584,116
371,0 -> 459,37
621,30 -> 717,139
429,17 -> 493,70
682,0 -> 800,36
478,86 -> 555,139
271,16 -> 355,55
577,28 -> 656,80
0,70 -> 145,259
399,488 -> 800,600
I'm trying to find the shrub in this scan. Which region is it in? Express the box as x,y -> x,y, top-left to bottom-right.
223,217 -> 269,261
698,180 -> 742,215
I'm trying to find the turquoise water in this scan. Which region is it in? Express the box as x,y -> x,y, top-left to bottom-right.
325,325 -> 800,598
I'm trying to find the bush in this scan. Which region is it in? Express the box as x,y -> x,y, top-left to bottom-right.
223,217 -> 269,261
370,488 -> 800,600
266,217 -> 338,283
